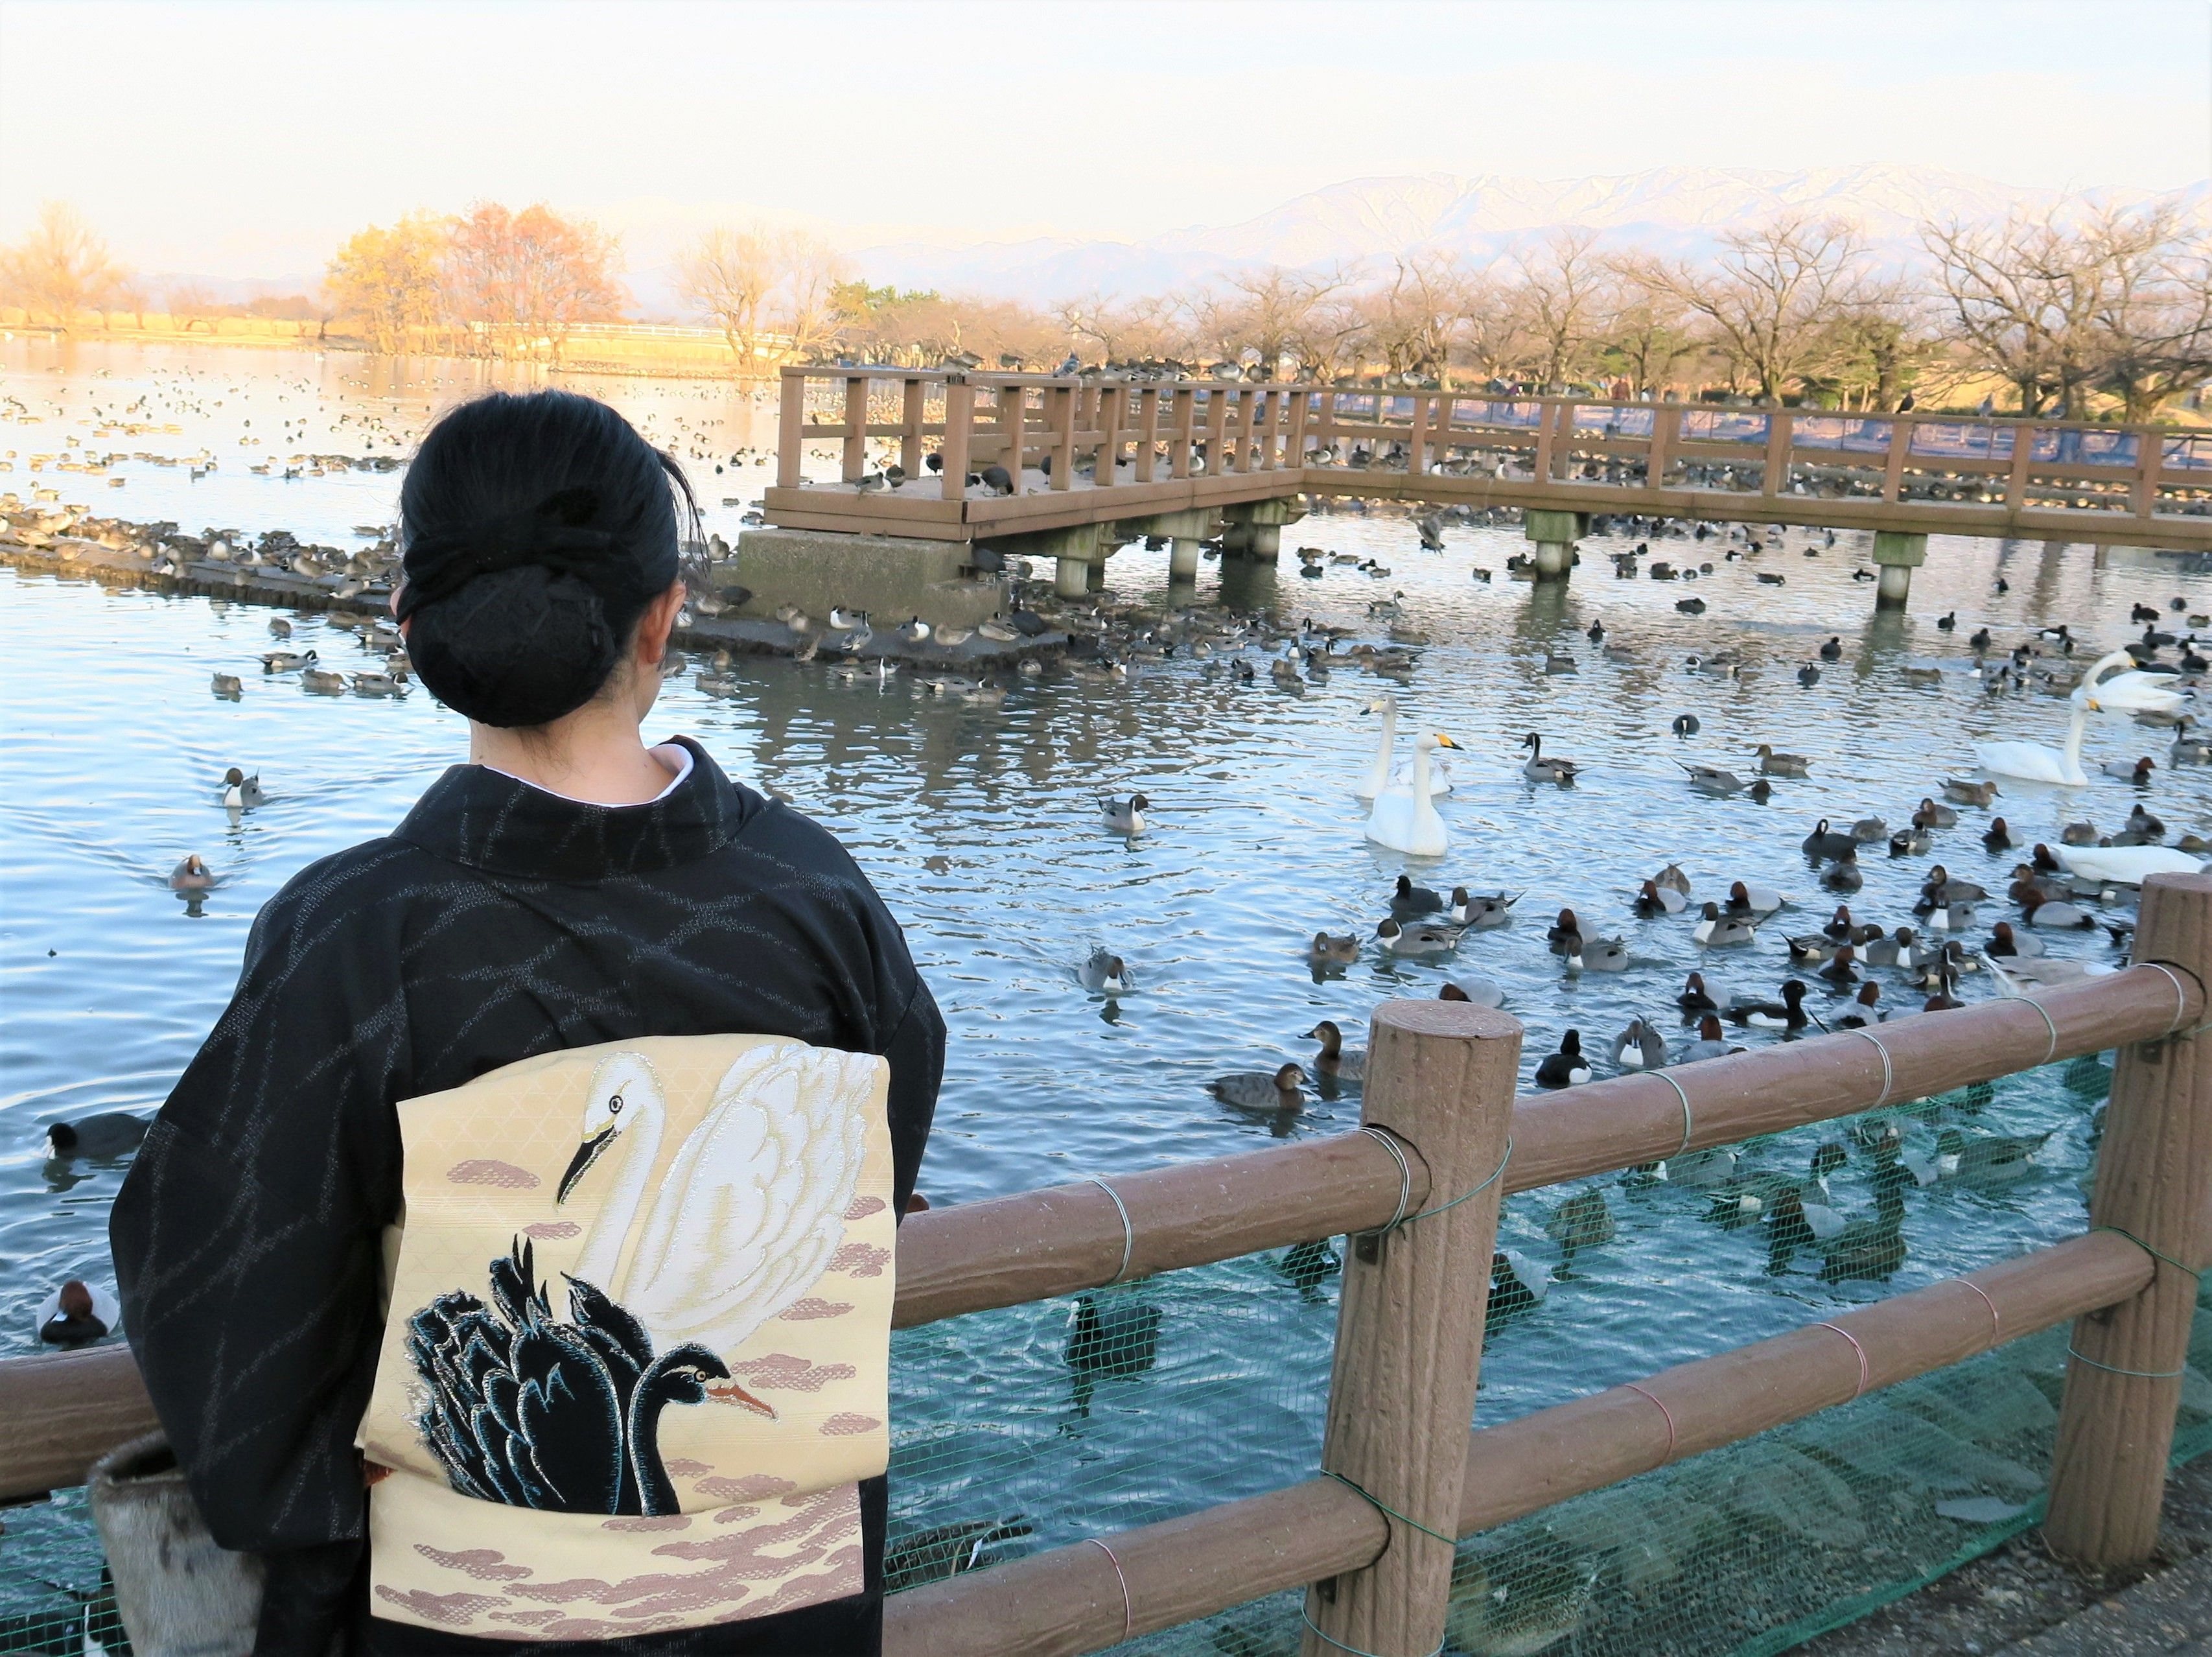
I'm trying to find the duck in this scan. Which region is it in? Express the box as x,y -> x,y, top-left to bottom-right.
1784,930 -> 1837,965
1726,880 -> 1787,919
1677,970 -> 1720,1013
1610,1017 -> 1666,1070
260,648 -> 316,673
1064,1293 -> 1162,1377
1519,733 -> 1581,785
1837,982 -> 1885,1026
2124,802 -> 2167,841
1207,1063 -> 1307,1113
1849,816 -> 1889,843
1303,1021 -> 1366,1081
1307,932 -> 1360,967
1694,902 -> 1758,946
1934,1127 -> 2052,1186
1365,733 -> 1460,856
1568,934 -> 1631,973
2059,819 -> 2101,845
1544,1188 -> 1616,1255
1653,863 -> 1693,896
1819,636 -> 1843,661
1449,888 -> 1517,928
2169,716 -> 2211,764
1376,917 -> 1460,958
1986,920 -> 2043,958
1438,976 -> 1506,1008
1826,906 -> 1882,945
1981,816 -> 2020,851
1797,663 -> 1822,687
1801,819 -> 1857,860
1822,852 -> 1864,893
43,1112 -> 150,1159
210,672 -> 243,699
1672,712 -> 1701,736
1390,875 -> 1446,919
1487,1249 -> 1554,1319
37,1280 -> 119,1347
1099,793 -> 1148,834
2020,893 -> 2095,930
168,854 -> 215,892
1680,762 -> 1748,795
1862,927 -> 1920,969
1817,945 -> 1861,986
1943,777 -> 2001,806
1634,879 -> 1686,917
2101,754 -> 2158,784
1890,825 -> 1934,856
1727,978 -> 1816,1032
1546,908 -> 1583,955
303,668 -> 348,694
1078,948 -> 1132,993
1355,693 -> 1450,802
1913,797 -> 1960,829
218,766 -> 265,808
1754,744 -> 1811,777
1676,1014 -> 1738,1062
1535,1030 -> 1592,1088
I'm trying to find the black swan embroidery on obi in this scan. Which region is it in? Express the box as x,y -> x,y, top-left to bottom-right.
406,1236 -> 727,1516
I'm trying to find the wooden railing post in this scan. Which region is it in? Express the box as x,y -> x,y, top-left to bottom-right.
2136,430 -> 2165,519
1205,386 -> 1230,475
1301,1002 -> 1522,1657
1407,394 -> 1430,476
2047,870 -> 2212,1567
841,373 -> 869,483
2006,421 -> 2038,511
939,377 -> 972,502
1647,402 -> 1679,489
1170,387 -> 1196,478
1762,407 -> 1793,497
776,369 -> 807,488
1532,399 -> 1558,482
899,377 -> 925,480
997,385 -> 1026,488
1051,384 -> 1077,490
1134,386 -> 1160,482
1882,415 -> 1912,502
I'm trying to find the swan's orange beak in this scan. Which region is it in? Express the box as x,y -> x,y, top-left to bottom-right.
706,1381 -> 778,1418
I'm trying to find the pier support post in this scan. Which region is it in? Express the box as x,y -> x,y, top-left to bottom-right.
1135,509 -> 1213,584
2047,872 -> 2212,1568
1055,558 -> 1090,598
1169,539 -> 1202,581
1221,497 -> 1303,561
1523,509 -> 1585,582
1301,1001 -> 1523,1657
1871,530 -> 1926,610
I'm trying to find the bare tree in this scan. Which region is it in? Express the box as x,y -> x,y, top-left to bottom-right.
1058,290 -> 1187,364
0,202 -> 128,329
2087,205 -> 2212,421
1802,277 -> 1934,411
442,202 -> 624,364
676,225 -> 784,371
778,233 -> 850,363
1593,270 -> 1700,398
1357,252 -> 1465,383
1509,229 -> 1611,388
1629,215 -> 1872,403
1185,264 -> 1357,377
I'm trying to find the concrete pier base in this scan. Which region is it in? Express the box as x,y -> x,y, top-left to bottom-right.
1169,537 -> 1202,580
1872,529 -> 1927,611
1056,558 -> 1090,598
1523,509 -> 1587,582
734,526 -> 1007,630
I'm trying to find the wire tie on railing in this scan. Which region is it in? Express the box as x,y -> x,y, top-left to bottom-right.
2139,961 -> 2195,1037
1083,1176 -> 1135,1287
2067,1346 -> 2187,1380
1298,1610 -> 1445,1657
1622,1382 -> 1678,1464
1849,1028 -> 1894,1110
1323,1470 -> 1458,1547
1358,1126 -> 1415,1232
1953,1278 -> 2003,1347
1654,1070 -> 1694,1157
2003,994 -> 2060,1066
1395,1137 -> 1514,1228
2094,1225 -> 2204,1284
1815,1322 -> 1872,1399
1085,1538 -> 1134,1644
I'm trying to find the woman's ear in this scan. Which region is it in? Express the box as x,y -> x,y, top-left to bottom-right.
636,580 -> 687,668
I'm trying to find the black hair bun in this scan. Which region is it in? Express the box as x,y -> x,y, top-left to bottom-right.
406,564 -> 621,727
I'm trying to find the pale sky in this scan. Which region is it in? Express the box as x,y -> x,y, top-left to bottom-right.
1,0 -> 2207,278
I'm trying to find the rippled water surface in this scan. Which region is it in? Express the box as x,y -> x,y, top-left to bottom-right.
5,338 -> 2211,1630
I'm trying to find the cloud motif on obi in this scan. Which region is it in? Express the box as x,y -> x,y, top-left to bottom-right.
448,1159 -> 539,1189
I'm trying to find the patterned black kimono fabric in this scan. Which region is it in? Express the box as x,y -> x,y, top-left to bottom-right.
111,738 -> 945,1655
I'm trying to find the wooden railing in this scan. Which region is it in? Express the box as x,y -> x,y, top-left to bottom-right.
3,872 -> 2207,1657
762,365 -> 2212,549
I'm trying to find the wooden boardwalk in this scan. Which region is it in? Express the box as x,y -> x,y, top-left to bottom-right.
763,367 -> 2212,553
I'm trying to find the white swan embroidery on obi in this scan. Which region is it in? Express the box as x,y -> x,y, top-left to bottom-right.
555,1044 -> 874,1417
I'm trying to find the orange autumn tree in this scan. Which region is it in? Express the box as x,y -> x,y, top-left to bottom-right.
441,202 -> 625,364
326,212 -> 450,353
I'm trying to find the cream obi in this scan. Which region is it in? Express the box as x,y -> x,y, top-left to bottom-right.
357,1035 -> 894,1639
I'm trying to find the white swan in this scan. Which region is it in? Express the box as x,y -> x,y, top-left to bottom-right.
1365,733 -> 1460,856
1976,698 -> 2091,786
558,1046 -> 876,1412
2078,648 -> 2187,715
2055,844 -> 2206,884
1355,694 -> 1450,802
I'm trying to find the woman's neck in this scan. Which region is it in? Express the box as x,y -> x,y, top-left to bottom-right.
469,699 -> 677,806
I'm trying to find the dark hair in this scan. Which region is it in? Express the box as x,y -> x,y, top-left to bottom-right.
399,390 -> 697,727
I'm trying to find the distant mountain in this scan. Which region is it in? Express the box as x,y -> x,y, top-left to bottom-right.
847,165 -> 2210,303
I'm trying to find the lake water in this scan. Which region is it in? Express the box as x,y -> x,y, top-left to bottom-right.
3,336 -> 2209,1645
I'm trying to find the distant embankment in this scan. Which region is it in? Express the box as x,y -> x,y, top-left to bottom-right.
0,310 -> 782,382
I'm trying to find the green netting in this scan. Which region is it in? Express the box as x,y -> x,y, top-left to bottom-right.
2,1048 -> 2200,1655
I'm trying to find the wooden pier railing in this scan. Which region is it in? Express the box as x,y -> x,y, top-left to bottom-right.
761,366 -> 2212,552
3,871 -> 2207,1657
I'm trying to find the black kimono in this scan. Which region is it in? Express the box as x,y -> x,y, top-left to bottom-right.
110,738 -> 944,1654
